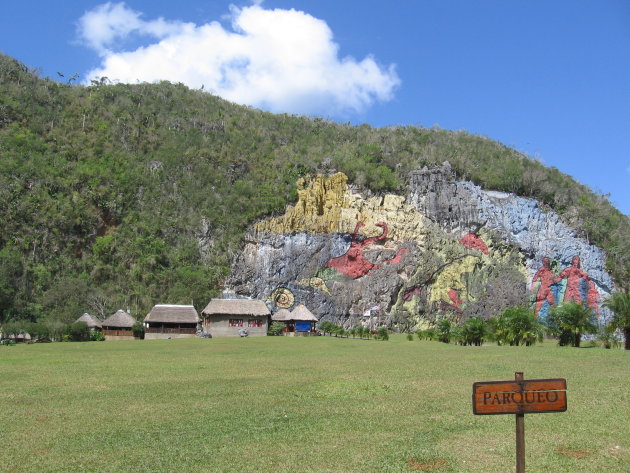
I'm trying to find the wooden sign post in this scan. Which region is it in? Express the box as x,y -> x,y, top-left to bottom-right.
472,372 -> 567,473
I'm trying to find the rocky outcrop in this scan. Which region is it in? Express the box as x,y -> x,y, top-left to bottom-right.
229,165 -> 614,324
408,163 -> 613,295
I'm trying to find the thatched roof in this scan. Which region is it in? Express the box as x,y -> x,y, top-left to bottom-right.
202,299 -> 270,317
144,304 -> 199,323
290,304 -> 318,322
271,308 -> 292,321
102,310 -> 136,328
75,313 -> 102,329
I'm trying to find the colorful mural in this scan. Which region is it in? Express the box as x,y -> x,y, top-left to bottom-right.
531,257 -> 557,317
460,233 -> 489,254
555,256 -> 590,303
531,255 -> 598,319
230,173 -> 607,326
271,287 -> 295,309
323,221 -> 409,279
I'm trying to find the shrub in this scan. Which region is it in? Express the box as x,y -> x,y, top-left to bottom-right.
90,330 -> 106,341
67,322 -> 90,342
375,327 -> 389,341
406,333 -> 414,341
459,317 -> 487,346
436,319 -> 452,344
267,321 -> 285,336
493,306 -> 545,346
131,321 -> 145,339
548,302 -> 597,347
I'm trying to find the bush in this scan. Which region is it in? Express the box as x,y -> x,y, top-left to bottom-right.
267,321 -> 285,336
406,333 -> 414,341
493,306 -> 545,346
67,322 -> 90,342
131,321 -> 145,339
416,329 -> 436,341
548,302 -> 597,347
90,330 -> 106,341
459,317 -> 487,346
436,319 -> 452,344
375,327 -> 389,341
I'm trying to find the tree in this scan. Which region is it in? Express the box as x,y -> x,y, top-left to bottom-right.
436,319 -> 452,344
603,292 -> 630,350
459,317 -> 487,346
548,302 -> 597,348
492,306 -> 544,346
67,321 -> 90,341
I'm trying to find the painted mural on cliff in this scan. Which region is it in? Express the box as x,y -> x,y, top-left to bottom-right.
228,167 -> 611,325
531,255 -> 600,320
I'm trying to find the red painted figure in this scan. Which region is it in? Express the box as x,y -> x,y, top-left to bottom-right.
531,257 -> 556,316
586,280 -> 600,316
554,256 -> 590,304
448,288 -> 464,309
460,233 -> 489,254
324,221 -> 408,279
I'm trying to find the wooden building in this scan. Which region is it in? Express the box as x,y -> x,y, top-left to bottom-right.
201,299 -> 270,337
75,313 -> 102,332
144,304 -> 200,339
102,310 -> 136,340
272,304 -> 318,336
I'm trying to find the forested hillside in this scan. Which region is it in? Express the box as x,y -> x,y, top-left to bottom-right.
0,53 -> 627,324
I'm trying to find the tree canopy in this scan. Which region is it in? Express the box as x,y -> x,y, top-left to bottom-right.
1,53 -> 628,324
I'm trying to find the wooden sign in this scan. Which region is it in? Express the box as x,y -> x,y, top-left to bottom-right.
472,373 -> 568,473
473,378 -> 567,415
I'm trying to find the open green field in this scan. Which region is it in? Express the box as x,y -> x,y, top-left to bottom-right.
1,336 -> 628,473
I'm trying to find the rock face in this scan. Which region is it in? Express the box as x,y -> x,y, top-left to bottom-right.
228,164 -> 613,325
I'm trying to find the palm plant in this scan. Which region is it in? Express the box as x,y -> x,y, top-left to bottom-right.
436,319 -> 452,343
548,302 -> 597,347
603,292 -> 630,350
459,317 -> 487,346
493,306 -> 544,346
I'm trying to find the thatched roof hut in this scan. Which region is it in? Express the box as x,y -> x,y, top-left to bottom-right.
202,299 -> 270,317
271,308 -> 292,321
290,304 -> 318,322
144,305 -> 199,324
75,313 -> 102,329
143,304 -> 199,339
201,298 -> 270,337
102,310 -> 135,328
271,304 -> 317,335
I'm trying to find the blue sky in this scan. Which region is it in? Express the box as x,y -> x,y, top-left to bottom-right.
1,0 -> 629,214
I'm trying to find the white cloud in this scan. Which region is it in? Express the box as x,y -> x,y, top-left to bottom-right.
77,2 -> 189,55
78,2 -> 400,115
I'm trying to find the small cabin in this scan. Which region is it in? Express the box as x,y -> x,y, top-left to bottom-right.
272,304 -> 318,336
75,313 -> 103,332
102,310 -> 136,340
201,299 -> 270,337
144,304 -> 200,339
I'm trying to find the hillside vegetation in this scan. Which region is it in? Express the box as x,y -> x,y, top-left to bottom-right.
0,53 -> 628,323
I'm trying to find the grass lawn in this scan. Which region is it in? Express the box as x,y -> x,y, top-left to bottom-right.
0,336 -> 628,473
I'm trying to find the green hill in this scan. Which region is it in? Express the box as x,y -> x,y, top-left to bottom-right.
0,53 -> 627,323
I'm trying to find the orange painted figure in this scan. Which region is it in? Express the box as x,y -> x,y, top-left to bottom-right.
531,257 -> 556,316
554,255 -> 590,304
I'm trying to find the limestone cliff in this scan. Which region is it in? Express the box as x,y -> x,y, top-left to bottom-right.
229,164 -> 613,325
